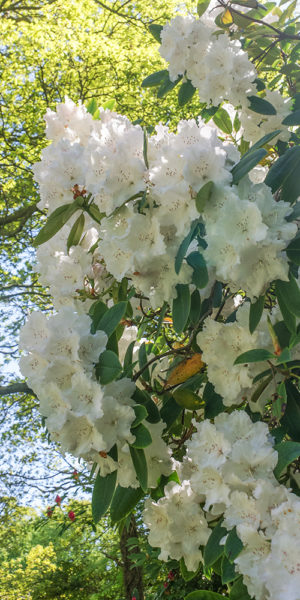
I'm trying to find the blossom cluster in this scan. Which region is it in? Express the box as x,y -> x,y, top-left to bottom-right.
144,411 -> 300,600
32,99 -> 296,310
158,15 -> 292,143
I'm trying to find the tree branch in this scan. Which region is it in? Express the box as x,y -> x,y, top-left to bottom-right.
0,382 -> 34,396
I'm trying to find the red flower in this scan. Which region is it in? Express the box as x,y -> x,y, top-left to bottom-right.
163,582 -> 168,588
46,507 -> 53,518
167,570 -> 175,580
68,510 -> 75,521
72,470 -> 79,480
55,495 -> 62,505
132,597 -> 137,600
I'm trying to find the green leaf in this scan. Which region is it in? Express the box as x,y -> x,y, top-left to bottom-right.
272,380 -> 287,419
185,591 -> 226,600
90,300 -> 108,334
276,282 -> 296,333
173,388 -> 203,411
129,446 -> 148,492
189,289 -> 201,325
141,69 -> 169,88
203,382 -> 225,419
249,295 -> 265,334
157,75 -> 182,98
92,448 -> 118,523
175,220 -> 199,274
230,577 -> 252,600
96,301 -> 127,337
213,107 -> 232,134
86,97 -> 98,115
34,203 -> 79,246
242,129 -> 281,156
110,486 -> 144,523
254,77 -> 266,91
196,181 -> 213,213
160,395 -> 182,429
96,350 -> 122,384
67,212 -> 85,252
265,146 -> 300,203
224,527 -> 243,562
231,148 -> 267,184
124,340 -> 136,372
149,23 -> 163,43
172,284 -> 191,334
286,235 -> 300,266
130,423 -> 152,448
186,251 -> 209,289
274,440 -> 300,478
286,202 -> 300,222
247,95 -> 277,115
281,381 -> 300,442
275,276 -> 300,318
131,404 -> 148,428
234,348 -> 274,365
178,79 -> 196,106
221,555 -> 239,584
201,105 -> 219,122
282,109 -> 300,126
102,99 -> 116,111
132,388 -> 160,424
180,557 -> 200,581
197,0 -> 210,16
138,342 -> 150,382
204,521 -> 227,567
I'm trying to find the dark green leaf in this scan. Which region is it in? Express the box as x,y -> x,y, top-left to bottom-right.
286,202 -> 300,222
201,105 -> 219,122
282,109 -> 300,126
154,302 -> 168,341
149,23 -> 163,43
185,593 -> 226,600
129,446 -> 148,492
186,252 -> 209,289
189,289 -> 201,325
247,95 -> 277,115
86,98 -> 98,115
197,0 -> 210,16
172,284 -> 191,334
265,146 -> 300,203
141,69 -> 169,88
124,340 -> 136,371
92,449 -> 117,523
281,381 -> 300,442
274,440 -> 300,478
130,423 -> 152,448
213,107 -> 232,134
234,348 -> 274,365
96,350 -> 122,384
224,527 -> 243,562
67,212 -> 85,252
230,577 -> 252,600
204,521 -> 227,567
34,203 -> 78,246
110,486 -> 144,523
249,295 -> 265,334
131,404 -> 148,428
276,282 -> 297,333
203,383 -> 225,418
221,555 -> 239,584
175,220 -> 199,274
139,342 -> 150,382
180,558 -> 200,581
254,77 -> 266,91
275,276 -> 300,318
231,148 -> 267,184
96,301 -> 127,337
286,235 -> 300,266
160,395 -> 182,429
178,79 -> 196,106
243,129 -> 281,156
196,181 -> 213,213
90,300 -> 108,334
132,388 -> 160,424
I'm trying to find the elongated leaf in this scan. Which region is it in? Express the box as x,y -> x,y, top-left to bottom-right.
110,485 -> 144,523
180,558 -> 200,581
281,381 -> 300,442
149,23 -> 163,43
225,527 -> 243,562
242,129 -> 281,157
231,148 -> 267,184
249,295 -> 265,334
196,181 -> 213,213
186,251 -> 209,289
102,99 -> 115,110
189,289 -> 201,325
86,97 -> 98,115
172,284 -> 191,334
197,0 -> 210,16
221,555 -> 239,584
204,521 -> 227,567
286,235 -> 300,265
96,350 -> 122,384
96,301 -> 127,337
247,95 -> 277,115
34,202 -> 78,246
132,388 -> 160,424
282,109 -> 300,126
160,395 -> 182,429
141,69 -> 169,88
173,388 -> 203,411
67,212 -> 85,252
131,404 -> 148,428
203,382 -> 224,419
274,440 -> 300,478
90,300 -> 108,334
124,340 -> 136,372
92,446 -> 118,524
276,283 -> 296,333
265,146 -> 300,203
275,276 -> 300,318
138,342 -> 150,382
178,79 -> 196,106
186,593 -> 227,600
157,75 -> 182,98
130,423 -> 152,448
129,446 -> 148,492
286,202 -> 300,222
213,107 -> 232,134
230,577 -> 252,600
234,348 -> 274,365
175,220 -> 199,274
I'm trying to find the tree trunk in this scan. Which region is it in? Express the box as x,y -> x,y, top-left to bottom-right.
119,515 -> 144,600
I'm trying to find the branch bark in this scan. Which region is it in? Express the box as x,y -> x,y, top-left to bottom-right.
0,382 -> 34,396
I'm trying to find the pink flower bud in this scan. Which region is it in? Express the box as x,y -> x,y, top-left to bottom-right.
55,495 -> 62,505
68,510 -> 75,521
